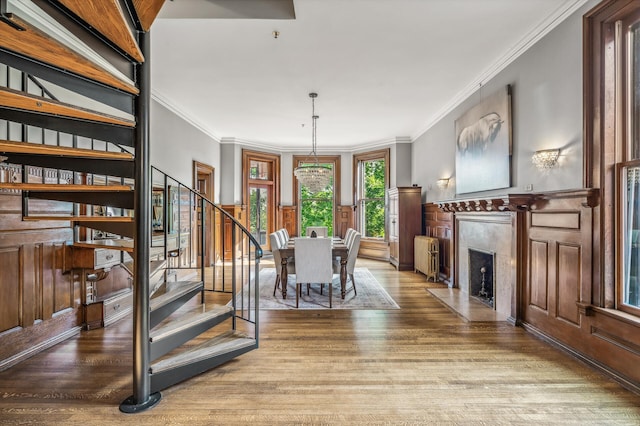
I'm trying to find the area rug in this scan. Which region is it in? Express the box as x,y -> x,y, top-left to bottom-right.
242,267 -> 400,310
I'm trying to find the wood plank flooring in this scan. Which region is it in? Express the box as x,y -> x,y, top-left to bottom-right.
1,259 -> 639,425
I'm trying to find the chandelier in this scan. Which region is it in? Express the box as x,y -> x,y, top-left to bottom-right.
294,92 -> 332,193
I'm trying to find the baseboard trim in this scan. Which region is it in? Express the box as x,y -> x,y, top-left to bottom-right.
521,322 -> 640,396
0,326 -> 82,372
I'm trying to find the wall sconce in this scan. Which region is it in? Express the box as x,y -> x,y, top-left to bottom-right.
532,149 -> 560,170
436,178 -> 449,189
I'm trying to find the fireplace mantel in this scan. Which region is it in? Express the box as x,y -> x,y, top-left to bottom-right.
436,189 -> 599,213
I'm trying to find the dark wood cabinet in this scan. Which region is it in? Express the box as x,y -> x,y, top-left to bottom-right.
387,186 -> 422,271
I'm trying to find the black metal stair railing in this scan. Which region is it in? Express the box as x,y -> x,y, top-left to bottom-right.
150,166 -> 263,327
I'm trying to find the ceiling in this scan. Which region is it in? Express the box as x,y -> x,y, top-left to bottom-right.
150,0 -> 587,151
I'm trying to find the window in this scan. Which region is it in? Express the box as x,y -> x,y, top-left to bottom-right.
354,149 -> 389,239
586,1 -> 640,315
293,155 -> 340,237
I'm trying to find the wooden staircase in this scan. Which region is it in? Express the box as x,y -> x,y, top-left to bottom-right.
0,0 -> 261,413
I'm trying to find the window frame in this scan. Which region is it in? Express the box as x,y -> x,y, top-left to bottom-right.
353,148 -> 390,240
292,154 -> 340,237
585,0 -> 640,316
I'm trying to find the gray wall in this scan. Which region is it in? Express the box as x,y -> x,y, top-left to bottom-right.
150,100 -> 221,202
412,0 -> 597,203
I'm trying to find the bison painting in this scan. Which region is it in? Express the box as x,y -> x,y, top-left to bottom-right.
456,112 -> 503,156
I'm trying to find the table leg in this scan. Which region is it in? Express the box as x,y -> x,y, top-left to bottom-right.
281,257 -> 288,299
340,258 -> 347,299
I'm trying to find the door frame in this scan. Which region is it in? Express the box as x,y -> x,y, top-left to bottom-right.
242,150 -> 280,251
193,160 -> 215,266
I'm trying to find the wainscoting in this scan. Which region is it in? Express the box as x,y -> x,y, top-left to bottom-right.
0,194 -> 82,370
436,189 -> 640,393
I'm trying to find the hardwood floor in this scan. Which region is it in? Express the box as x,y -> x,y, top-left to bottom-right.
1,258 -> 639,425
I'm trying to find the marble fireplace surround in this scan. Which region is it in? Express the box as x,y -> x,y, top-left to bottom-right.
438,195 -> 535,323
456,211 -> 516,319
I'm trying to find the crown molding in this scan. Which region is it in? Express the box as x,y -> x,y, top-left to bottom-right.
411,0 -> 590,141
151,89 -> 221,142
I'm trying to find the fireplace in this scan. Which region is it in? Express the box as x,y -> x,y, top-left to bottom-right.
468,248 -> 495,308
453,210 -> 516,320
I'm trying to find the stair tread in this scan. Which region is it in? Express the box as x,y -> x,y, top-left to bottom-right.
150,305 -> 234,342
56,0 -> 144,63
0,139 -> 133,160
0,16 -> 138,95
150,281 -> 203,312
151,330 -> 255,373
0,87 -> 136,126
149,260 -> 167,277
74,239 -> 133,253
23,216 -> 134,222
0,183 -> 132,191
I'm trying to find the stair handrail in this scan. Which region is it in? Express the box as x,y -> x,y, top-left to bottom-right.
150,165 -> 262,329
151,166 -> 262,253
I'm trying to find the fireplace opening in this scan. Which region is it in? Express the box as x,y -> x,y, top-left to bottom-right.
468,248 -> 495,308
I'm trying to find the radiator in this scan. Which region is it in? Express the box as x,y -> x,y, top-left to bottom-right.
414,236 -> 439,282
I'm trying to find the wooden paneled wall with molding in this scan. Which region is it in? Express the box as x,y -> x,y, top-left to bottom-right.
0,193 -> 81,370
522,189 -> 640,390
423,203 -> 453,285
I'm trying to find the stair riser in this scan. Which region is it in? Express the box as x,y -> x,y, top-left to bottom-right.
0,107 -> 134,146
75,221 -> 134,238
149,344 -> 256,394
150,311 -> 233,361
150,287 -> 203,329
2,154 -> 134,179
26,191 -> 134,209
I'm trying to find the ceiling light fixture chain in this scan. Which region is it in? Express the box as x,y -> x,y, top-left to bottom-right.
294,92 -> 332,193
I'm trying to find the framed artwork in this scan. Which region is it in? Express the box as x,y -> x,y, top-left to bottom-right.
455,85 -> 512,194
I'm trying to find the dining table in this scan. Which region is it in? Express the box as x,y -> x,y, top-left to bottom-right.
277,237 -> 349,300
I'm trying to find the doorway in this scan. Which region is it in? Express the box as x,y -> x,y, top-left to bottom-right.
193,161 -> 214,266
249,184 -> 271,247
242,150 -> 280,252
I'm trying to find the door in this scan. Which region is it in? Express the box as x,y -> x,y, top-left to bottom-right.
193,161 -> 214,266
249,184 -> 271,249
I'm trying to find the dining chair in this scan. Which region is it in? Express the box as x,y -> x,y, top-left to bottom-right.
306,226 -> 328,238
294,237 -> 333,308
334,231 -> 361,295
270,232 -> 295,296
344,227 -> 356,247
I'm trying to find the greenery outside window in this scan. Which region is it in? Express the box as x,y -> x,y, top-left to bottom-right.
354,149 -> 389,239
294,155 -> 340,237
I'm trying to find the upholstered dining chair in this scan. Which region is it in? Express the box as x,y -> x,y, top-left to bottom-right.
294,237 -> 333,308
270,232 -> 295,296
334,231 -> 361,295
344,227 -> 356,247
306,226 -> 328,238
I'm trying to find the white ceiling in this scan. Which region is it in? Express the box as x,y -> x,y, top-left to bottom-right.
150,0 -> 587,151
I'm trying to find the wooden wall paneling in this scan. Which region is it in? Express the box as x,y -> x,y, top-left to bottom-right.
521,189 -> 640,387
556,243 -> 581,325
221,205 -> 245,260
0,247 -> 21,333
358,239 -> 389,261
280,205 -> 296,238
529,240 -> 549,311
335,205 -> 354,238
52,242 -> 73,313
423,203 -> 453,284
